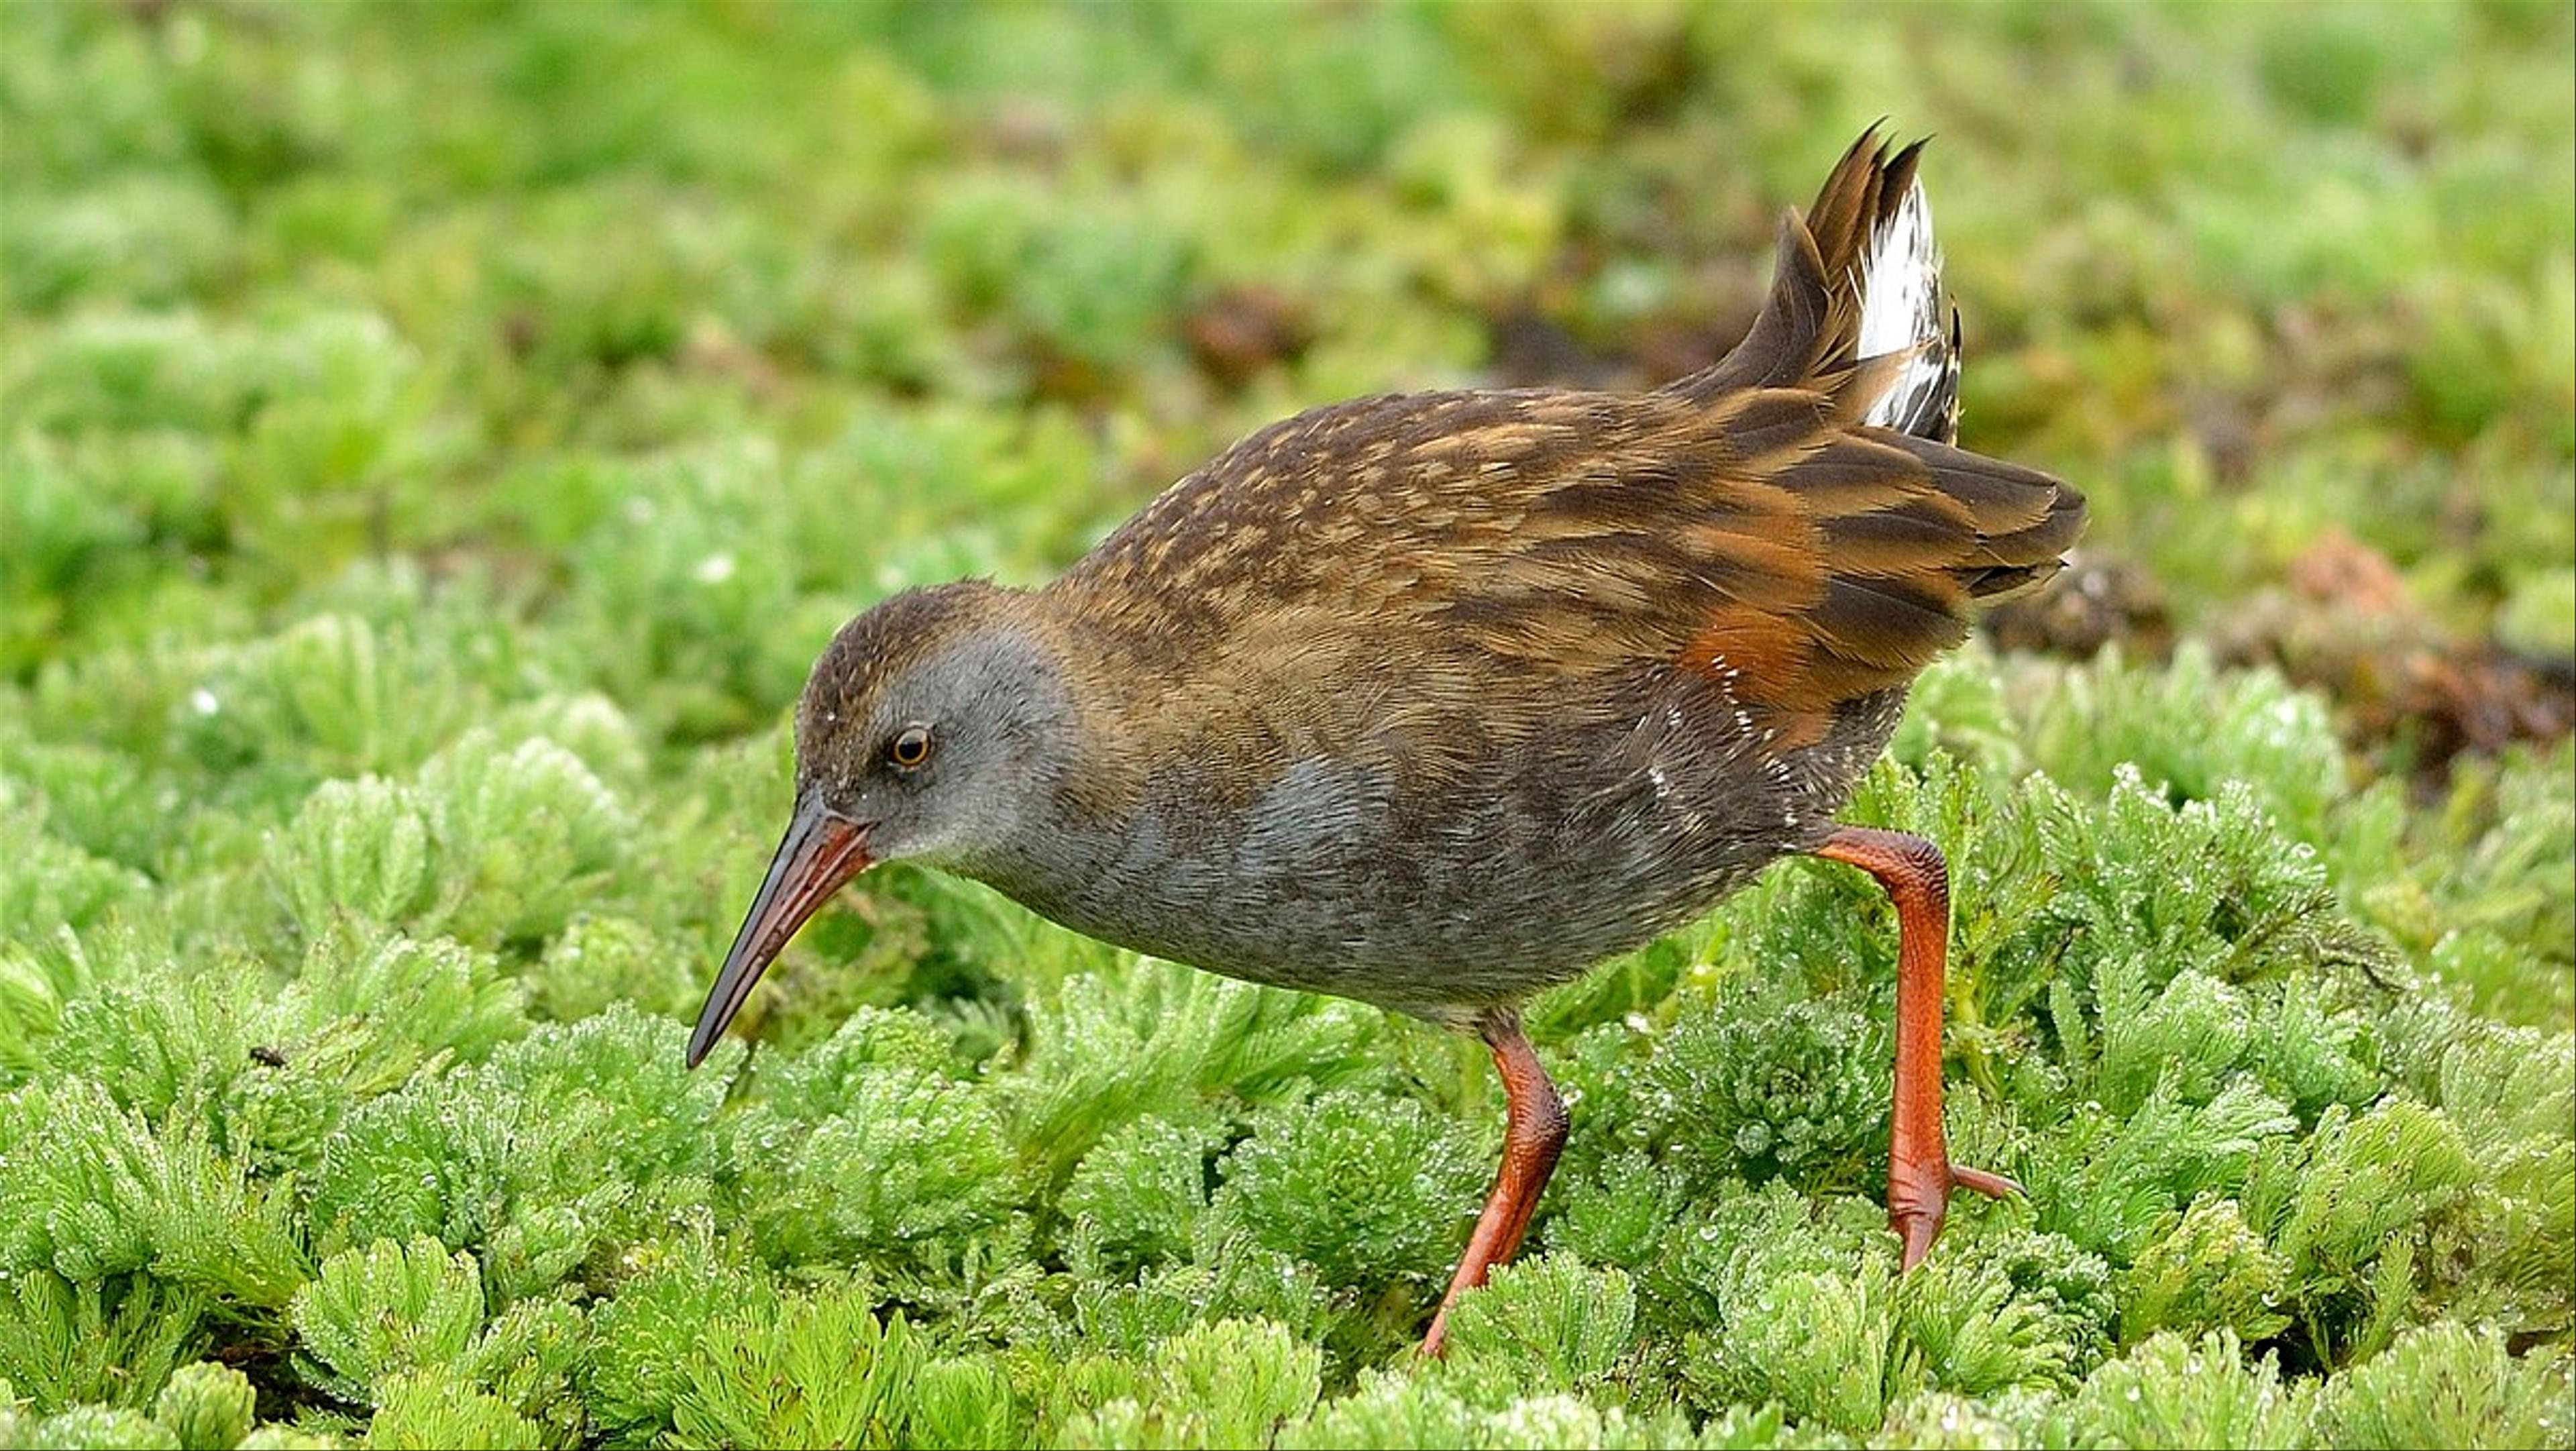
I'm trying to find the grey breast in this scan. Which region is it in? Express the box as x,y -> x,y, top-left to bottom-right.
975,666 -> 1892,1020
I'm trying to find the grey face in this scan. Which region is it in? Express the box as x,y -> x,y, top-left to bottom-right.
794,625 -> 1073,870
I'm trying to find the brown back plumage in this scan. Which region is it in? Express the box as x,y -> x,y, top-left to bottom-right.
1052,127 -> 2083,745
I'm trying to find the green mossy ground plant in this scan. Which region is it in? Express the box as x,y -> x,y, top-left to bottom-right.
3,3 -> 2569,1448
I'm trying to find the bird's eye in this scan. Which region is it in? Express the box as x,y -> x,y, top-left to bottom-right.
888,724 -> 933,770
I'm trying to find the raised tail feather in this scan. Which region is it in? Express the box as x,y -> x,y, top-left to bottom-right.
1723,126 -> 2081,592
1668,127 -> 2086,716
1674,125 -> 1955,437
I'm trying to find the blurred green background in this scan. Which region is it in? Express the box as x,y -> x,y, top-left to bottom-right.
6,1 -> 2570,748
2,3 -> 2571,1448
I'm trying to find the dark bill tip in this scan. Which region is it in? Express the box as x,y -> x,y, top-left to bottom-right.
686,805 -> 872,1068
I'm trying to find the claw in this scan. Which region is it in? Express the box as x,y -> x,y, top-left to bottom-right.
1895,1205 -> 1942,1271
1891,1159 -> 2021,1271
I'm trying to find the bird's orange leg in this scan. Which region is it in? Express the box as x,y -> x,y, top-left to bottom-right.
1421,1009 -> 1567,1357
1812,825 -> 2019,1268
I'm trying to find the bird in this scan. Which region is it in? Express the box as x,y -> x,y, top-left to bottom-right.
687,126 -> 2084,1355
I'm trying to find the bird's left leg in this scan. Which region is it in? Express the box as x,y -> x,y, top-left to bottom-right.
1812,824 -> 2020,1269
1421,1008 -> 1568,1357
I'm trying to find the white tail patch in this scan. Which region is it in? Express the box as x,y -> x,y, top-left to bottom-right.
1856,180 -> 1953,437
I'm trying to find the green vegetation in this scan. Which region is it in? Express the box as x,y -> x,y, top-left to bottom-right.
2,3 -> 2569,1448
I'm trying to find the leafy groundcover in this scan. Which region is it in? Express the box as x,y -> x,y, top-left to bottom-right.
3,4 -> 2570,1448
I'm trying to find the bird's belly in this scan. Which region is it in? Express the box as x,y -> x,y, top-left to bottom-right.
973,710 -> 1861,1020
1009,828 -> 1762,1022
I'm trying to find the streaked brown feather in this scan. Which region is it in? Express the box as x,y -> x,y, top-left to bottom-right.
1821,503 -> 1978,578
1049,127 -> 2082,775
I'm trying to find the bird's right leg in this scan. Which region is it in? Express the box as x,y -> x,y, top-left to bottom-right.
1811,825 -> 2020,1267
1421,1008 -> 1568,1357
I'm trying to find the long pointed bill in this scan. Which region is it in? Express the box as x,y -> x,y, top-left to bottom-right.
686,804 -> 873,1067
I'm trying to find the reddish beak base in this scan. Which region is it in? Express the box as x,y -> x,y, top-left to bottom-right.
686,805 -> 873,1067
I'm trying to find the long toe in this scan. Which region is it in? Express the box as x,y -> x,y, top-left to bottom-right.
1951,1163 -> 2022,1201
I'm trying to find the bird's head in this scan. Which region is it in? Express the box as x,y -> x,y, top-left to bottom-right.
686,580 -> 1074,1065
